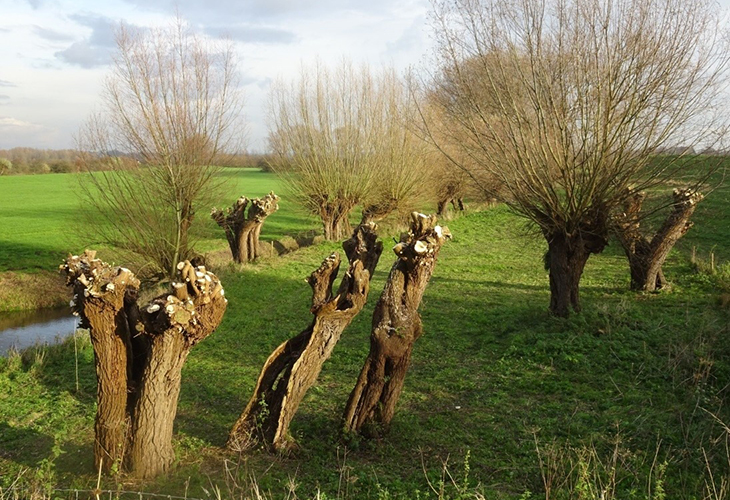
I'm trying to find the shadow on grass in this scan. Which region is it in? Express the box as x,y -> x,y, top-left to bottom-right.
0,240 -> 70,272
55,440 -> 94,476
0,422 -> 55,468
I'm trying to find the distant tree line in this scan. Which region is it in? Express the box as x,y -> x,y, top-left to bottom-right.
0,147 -> 273,176
216,152 -> 276,171
0,147 -> 78,174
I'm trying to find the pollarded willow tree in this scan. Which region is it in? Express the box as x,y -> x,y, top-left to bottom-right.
211,192 -> 280,263
0,158 -> 11,175
343,213 -> 451,437
426,0 -> 729,316
422,103 -> 501,216
613,187 -> 704,291
228,218 -> 383,452
77,19 -> 244,279
268,60 -> 427,241
60,251 -> 226,478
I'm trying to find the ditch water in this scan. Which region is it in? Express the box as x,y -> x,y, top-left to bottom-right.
0,308 -> 78,356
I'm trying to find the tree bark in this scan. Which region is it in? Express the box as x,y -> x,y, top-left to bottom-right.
320,201 -> 355,241
228,220 -> 383,452
61,251 -> 139,473
212,192 -> 279,263
61,255 -> 227,478
437,197 -> 465,217
544,227 -> 607,318
342,212 -> 451,437
451,198 -> 465,211
614,188 -> 703,291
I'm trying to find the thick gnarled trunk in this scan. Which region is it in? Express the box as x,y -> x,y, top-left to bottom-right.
320,201 -> 355,241
343,213 -> 451,437
61,254 -> 227,478
228,220 -> 382,452
212,192 -> 279,263
614,188 -> 703,291
545,229 -> 607,317
62,252 -> 138,472
126,333 -> 188,478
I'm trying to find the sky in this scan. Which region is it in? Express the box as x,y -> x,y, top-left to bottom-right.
3,0 -> 730,153
0,0 -> 433,151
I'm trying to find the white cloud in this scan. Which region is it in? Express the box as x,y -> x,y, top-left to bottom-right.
204,24 -> 298,44
119,0 -> 400,22
1,0 -> 434,149
33,25 -> 76,42
54,14 -> 118,68
0,117 -> 40,128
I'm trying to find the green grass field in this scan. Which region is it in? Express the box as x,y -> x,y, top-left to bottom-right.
0,167 -> 728,498
0,168 -> 314,273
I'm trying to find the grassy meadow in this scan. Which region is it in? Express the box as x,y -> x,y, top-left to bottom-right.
0,168 -> 313,273
0,168 -> 314,311
0,165 -> 729,498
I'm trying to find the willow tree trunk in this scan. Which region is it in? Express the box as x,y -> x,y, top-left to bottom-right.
61,255 -> 227,478
320,201 -> 355,241
614,188 -> 703,291
544,227 -> 607,318
437,198 -> 465,216
61,251 -> 139,473
212,192 -> 279,263
342,213 -> 451,437
436,181 -> 464,217
228,221 -> 382,452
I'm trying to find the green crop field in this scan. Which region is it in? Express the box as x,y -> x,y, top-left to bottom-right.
0,165 -> 728,498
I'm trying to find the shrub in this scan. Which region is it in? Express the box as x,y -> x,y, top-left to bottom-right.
29,162 -> 50,174
49,160 -> 75,173
0,157 -> 11,175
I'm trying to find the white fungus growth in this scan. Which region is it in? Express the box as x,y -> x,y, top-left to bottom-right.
414,240 -> 428,254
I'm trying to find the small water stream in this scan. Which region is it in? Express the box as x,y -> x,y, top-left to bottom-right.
0,308 -> 78,355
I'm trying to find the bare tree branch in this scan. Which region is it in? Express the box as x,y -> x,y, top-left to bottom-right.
77,18 -> 245,279
425,0 -> 729,315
